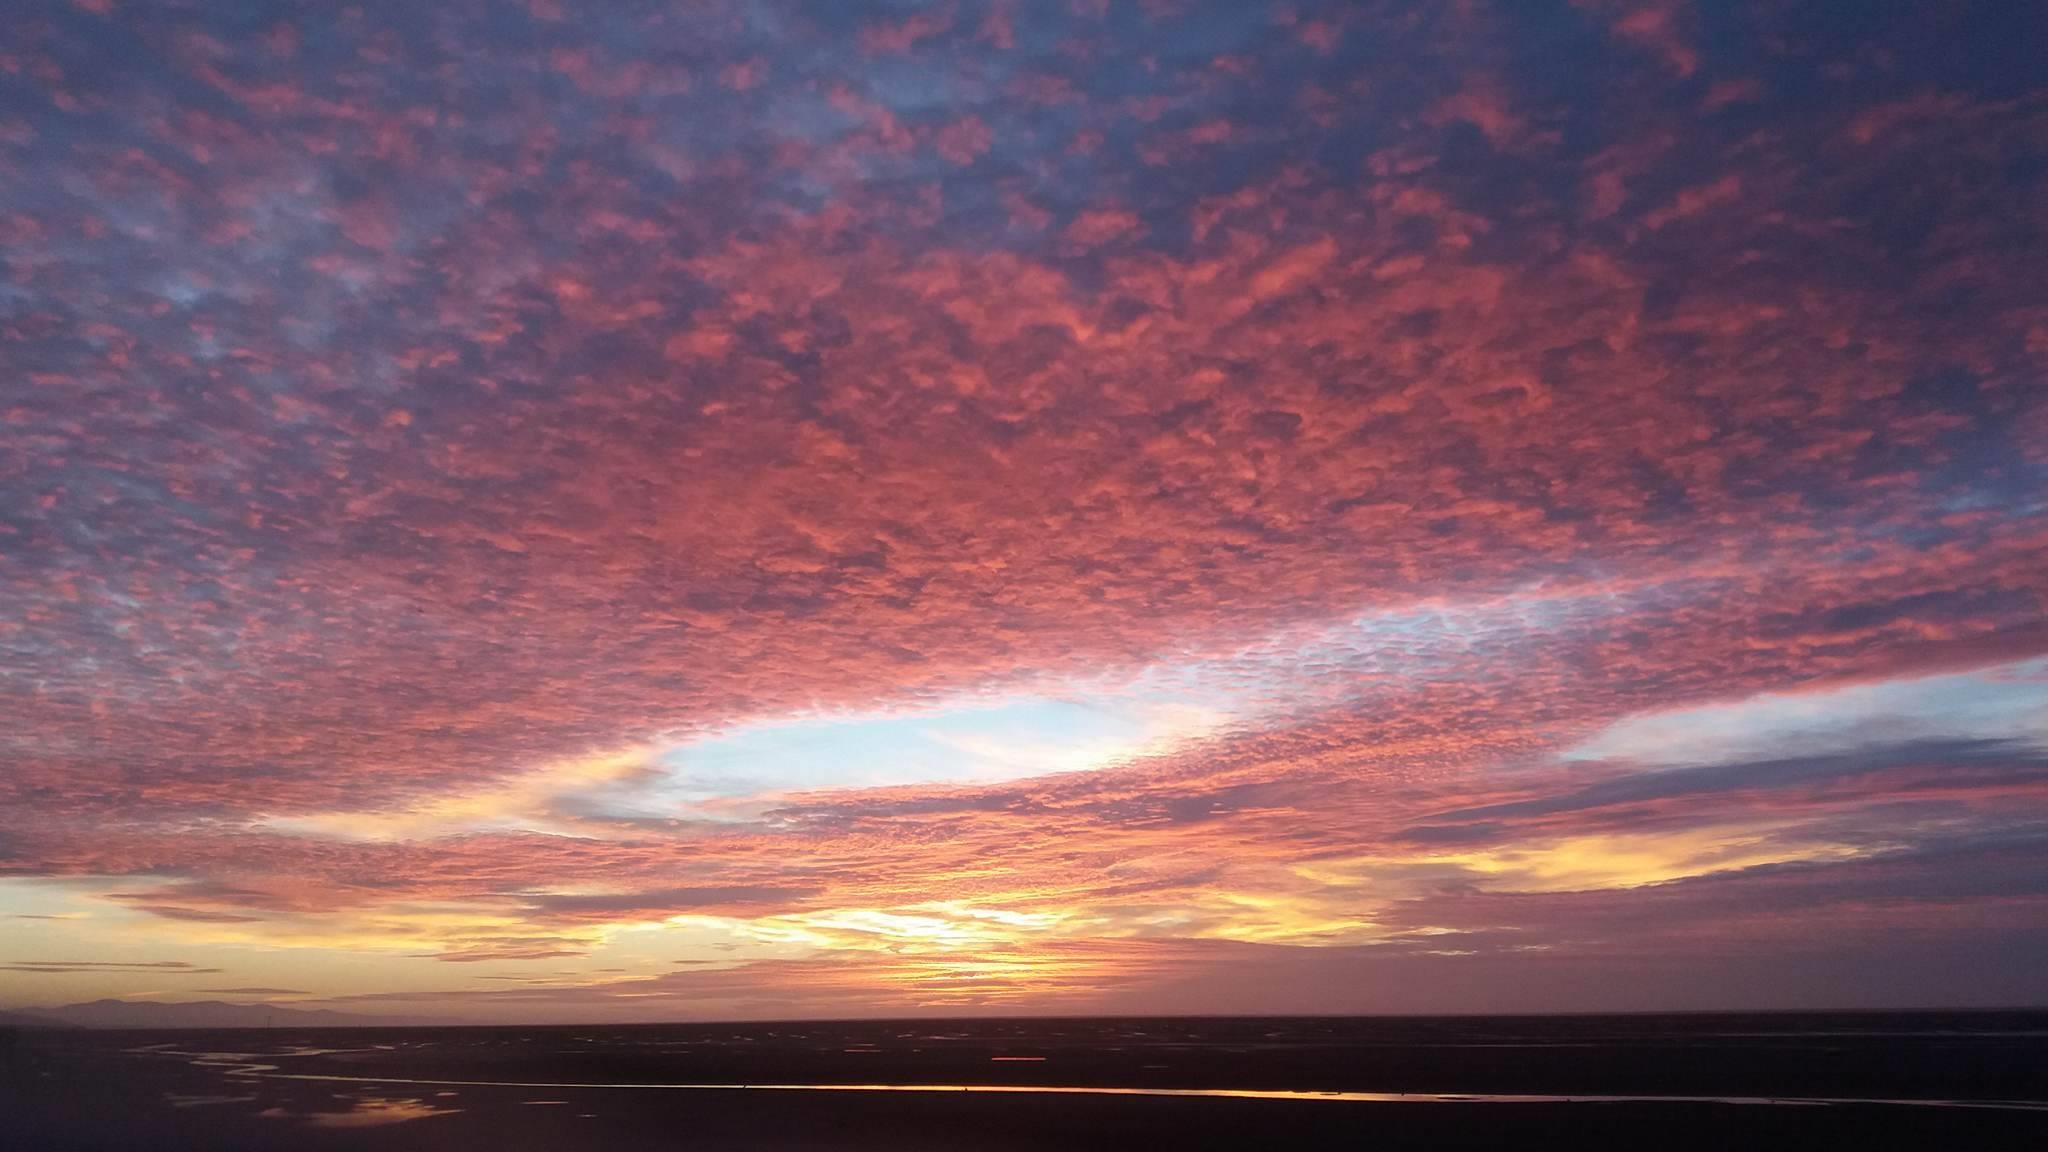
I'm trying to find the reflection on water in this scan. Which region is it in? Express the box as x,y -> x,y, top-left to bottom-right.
163,1093 -> 258,1108
253,1071 -> 2048,1112
114,1015 -> 2048,1123
259,1095 -> 463,1129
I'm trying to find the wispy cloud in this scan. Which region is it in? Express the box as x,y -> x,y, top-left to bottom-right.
3,961 -> 225,975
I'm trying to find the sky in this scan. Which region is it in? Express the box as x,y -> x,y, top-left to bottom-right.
1,0 -> 2045,1023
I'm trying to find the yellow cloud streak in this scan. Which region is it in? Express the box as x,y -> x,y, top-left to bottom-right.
264,746 -> 662,841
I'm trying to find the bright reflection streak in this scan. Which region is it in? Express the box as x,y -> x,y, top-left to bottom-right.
252,1072 -> 2048,1112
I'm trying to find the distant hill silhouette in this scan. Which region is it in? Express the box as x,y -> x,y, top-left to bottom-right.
11,999 -> 441,1029
0,1008 -> 79,1028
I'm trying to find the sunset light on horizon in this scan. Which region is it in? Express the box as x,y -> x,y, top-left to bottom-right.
3,0 -> 2047,1027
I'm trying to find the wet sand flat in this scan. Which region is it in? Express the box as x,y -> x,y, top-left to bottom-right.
5,1013 -> 2046,1150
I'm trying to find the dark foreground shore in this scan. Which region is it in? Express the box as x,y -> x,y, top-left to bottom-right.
5,1013 -> 2045,1150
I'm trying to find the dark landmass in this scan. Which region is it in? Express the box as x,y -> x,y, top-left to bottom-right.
3,1012 -> 2045,1150
0,1008 -> 77,1028
12,999 -> 442,1030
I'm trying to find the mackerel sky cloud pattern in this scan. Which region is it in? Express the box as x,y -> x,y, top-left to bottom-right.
3,0 -> 2047,1019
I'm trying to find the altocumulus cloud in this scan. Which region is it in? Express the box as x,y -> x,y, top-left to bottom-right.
0,0 -> 2045,1016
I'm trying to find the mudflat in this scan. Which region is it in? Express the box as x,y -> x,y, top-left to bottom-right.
4,1013 -> 2045,1150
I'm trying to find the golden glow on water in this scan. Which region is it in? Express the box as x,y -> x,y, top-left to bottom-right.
261,1095 -> 463,1128
251,1072 -> 2048,1113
